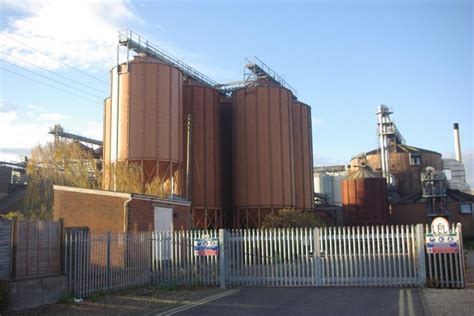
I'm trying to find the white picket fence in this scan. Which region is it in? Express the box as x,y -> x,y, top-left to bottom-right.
65,223 -> 465,298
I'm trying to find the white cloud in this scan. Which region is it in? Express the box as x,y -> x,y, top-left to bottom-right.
0,0 -> 141,71
0,99 -> 102,161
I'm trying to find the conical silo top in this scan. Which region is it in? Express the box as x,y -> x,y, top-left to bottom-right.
346,165 -> 381,180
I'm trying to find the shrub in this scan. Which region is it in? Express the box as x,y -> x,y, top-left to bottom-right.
262,208 -> 325,229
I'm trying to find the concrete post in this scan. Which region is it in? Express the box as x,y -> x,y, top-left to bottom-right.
219,229 -> 226,289
416,224 -> 427,287
313,227 -> 322,286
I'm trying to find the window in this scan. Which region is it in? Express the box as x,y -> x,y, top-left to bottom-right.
443,169 -> 452,180
460,204 -> 472,214
410,154 -> 422,166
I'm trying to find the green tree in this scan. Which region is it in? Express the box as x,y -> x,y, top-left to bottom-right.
24,140 -> 101,219
262,208 -> 326,229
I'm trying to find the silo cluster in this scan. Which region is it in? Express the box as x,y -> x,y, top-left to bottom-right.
103,56 -> 314,229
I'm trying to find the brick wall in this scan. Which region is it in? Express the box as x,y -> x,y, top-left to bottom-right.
54,186 -> 192,233
390,201 -> 474,236
127,199 -> 191,231
53,188 -> 128,233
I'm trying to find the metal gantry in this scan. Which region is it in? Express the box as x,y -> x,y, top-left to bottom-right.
118,30 -> 296,95
119,30 -> 219,88
376,105 -> 405,185
48,124 -> 103,146
244,56 -> 297,96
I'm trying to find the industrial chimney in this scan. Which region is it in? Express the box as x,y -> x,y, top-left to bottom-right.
453,123 -> 462,162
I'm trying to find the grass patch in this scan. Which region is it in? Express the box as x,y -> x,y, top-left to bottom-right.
88,290 -> 107,303
59,290 -> 75,305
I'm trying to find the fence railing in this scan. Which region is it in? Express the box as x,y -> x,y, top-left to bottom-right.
65,224 -> 466,298
65,230 -> 220,298
425,223 -> 464,288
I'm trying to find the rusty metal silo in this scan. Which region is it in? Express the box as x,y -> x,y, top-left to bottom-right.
232,85 -> 296,228
104,55 -> 183,195
292,101 -> 314,211
183,80 -> 230,228
341,167 -> 389,225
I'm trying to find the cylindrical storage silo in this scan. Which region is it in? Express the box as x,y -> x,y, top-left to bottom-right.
292,101 -> 314,211
341,167 -> 389,225
183,81 -> 227,228
232,85 -> 296,228
104,55 -> 183,195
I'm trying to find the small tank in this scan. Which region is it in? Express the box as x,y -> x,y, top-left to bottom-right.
342,165 -> 389,225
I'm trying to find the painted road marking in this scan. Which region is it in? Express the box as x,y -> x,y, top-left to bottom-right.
155,289 -> 239,315
406,289 -> 415,316
399,289 -> 405,316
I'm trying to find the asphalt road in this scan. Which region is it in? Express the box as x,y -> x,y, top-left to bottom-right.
159,287 -> 428,316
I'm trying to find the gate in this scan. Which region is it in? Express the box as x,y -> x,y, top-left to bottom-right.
225,228 -> 315,286
224,225 -> 427,287
319,225 -> 424,286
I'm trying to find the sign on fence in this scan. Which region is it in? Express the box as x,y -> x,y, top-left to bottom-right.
194,236 -> 218,256
426,217 -> 459,254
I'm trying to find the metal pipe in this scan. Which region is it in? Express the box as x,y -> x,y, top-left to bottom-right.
453,123 -> 462,162
185,114 -> 192,200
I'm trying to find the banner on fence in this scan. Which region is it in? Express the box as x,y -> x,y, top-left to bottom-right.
193,236 -> 218,256
425,233 -> 459,254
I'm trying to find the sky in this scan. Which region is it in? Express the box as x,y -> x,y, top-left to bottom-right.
0,0 -> 472,186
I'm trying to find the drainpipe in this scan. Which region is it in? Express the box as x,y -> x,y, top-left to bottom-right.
123,195 -> 133,232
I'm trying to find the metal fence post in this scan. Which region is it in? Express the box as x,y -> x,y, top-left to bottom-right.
219,229 -> 226,289
107,231 -> 111,290
313,227 -> 321,286
415,224 -> 426,287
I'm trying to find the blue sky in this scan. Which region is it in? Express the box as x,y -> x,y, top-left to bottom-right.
0,0 -> 472,185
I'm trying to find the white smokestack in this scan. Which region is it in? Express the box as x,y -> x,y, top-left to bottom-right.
453,123 -> 462,162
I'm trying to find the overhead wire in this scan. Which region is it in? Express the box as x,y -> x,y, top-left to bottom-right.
0,33 -> 109,86
0,50 -> 108,95
0,58 -> 105,99
0,66 -> 102,105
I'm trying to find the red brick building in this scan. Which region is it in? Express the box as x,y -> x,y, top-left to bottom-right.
53,185 -> 192,233
390,189 -> 474,236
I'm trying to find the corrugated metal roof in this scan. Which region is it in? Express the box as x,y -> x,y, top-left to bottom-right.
346,167 -> 382,180
365,144 -> 441,156
391,189 -> 474,205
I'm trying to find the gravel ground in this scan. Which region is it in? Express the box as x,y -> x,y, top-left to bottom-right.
6,286 -> 224,316
422,251 -> 474,316
423,288 -> 474,316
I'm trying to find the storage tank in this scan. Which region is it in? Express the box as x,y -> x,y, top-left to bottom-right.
342,167 -> 389,225
232,85 -> 296,228
183,80 -> 230,228
292,101 -> 314,211
104,55 -> 183,195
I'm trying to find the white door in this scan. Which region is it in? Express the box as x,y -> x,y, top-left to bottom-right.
154,207 -> 173,261
154,207 -> 173,232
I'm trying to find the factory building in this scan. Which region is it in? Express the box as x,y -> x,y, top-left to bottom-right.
55,31 -> 315,232
350,144 -> 442,198
337,105 -> 472,230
